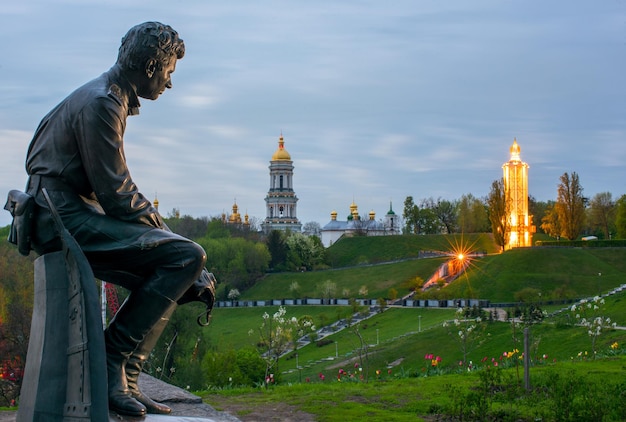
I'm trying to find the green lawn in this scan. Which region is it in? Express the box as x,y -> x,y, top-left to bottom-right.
202,355 -> 626,421
242,238 -> 626,305
325,233 -> 499,267
241,258 -> 447,300
433,247 -> 626,302
202,289 -> 626,386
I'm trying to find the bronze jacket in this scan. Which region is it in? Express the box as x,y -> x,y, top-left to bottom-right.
25,65 -> 170,254
26,65 -> 163,228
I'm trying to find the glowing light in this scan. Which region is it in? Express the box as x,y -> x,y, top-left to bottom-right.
502,139 -> 533,249
457,253 -> 465,261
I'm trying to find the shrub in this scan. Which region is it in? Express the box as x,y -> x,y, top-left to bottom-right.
201,347 -> 266,388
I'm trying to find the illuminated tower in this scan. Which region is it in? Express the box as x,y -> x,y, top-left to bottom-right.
261,134 -> 302,233
502,139 -> 533,248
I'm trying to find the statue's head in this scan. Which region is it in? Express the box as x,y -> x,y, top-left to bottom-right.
117,22 -> 185,100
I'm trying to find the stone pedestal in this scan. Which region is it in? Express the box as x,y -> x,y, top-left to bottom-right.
17,250 -> 108,422
14,190 -> 239,422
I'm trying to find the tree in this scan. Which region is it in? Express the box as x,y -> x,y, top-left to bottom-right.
302,221 -> 321,237
402,196 -> 420,234
616,195 -> 626,239
457,194 -> 489,233
227,288 -> 241,300
319,280 -> 337,301
556,172 -> 586,240
266,230 -> 287,270
443,307 -> 486,367
197,236 -> 270,290
163,214 -> 210,239
254,306 -> 303,382
427,197 -> 458,234
417,205 -> 442,234
350,217 -> 369,237
0,236 -> 34,404
487,179 -> 509,251
285,232 -> 325,271
540,201 -> 561,239
289,281 -> 301,298
529,196 -> 550,234
587,192 -> 615,239
571,296 -> 617,358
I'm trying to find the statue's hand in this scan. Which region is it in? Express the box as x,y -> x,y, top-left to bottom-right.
178,269 -> 216,326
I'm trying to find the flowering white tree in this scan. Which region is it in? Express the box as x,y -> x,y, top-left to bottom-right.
571,296 -> 617,357
319,280 -> 337,301
443,307 -> 486,366
292,315 -> 316,352
227,288 -> 240,300
288,281 -> 301,298
252,306 -> 315,385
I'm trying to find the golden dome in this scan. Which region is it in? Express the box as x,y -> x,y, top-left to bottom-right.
331,210 -> 338,221
271,134 -> 292,161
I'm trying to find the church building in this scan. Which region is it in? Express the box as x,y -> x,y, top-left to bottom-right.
261,134 -> 302,233
502,138 -> 534,248
320,201 -> 400,247
222,201 -> 250,229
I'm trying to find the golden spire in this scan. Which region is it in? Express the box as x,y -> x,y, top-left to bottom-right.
509,138 -> 521,161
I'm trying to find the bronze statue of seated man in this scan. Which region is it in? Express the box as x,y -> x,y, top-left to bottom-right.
22,21 -> 215,417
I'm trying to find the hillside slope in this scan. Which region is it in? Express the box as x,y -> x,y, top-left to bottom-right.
446,247 -> 626,302
244,234 -> 626,304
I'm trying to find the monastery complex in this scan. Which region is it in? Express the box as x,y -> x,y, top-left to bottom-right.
218,134 -> 533,249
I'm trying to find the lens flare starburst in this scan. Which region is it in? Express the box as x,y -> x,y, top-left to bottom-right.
442,235 -> 486,294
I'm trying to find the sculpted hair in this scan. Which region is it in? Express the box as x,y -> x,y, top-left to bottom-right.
117,21 -> 185,71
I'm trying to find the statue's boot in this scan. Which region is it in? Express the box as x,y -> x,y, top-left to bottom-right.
105,288 -> 176,416
125,303 -> 176,414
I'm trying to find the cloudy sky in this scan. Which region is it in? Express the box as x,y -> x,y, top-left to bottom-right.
1,1 -> 624,229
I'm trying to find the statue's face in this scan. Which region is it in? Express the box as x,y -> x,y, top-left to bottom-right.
138,56 -> 177,100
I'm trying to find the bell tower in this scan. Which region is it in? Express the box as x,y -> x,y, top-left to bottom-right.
261,134 -> 302,233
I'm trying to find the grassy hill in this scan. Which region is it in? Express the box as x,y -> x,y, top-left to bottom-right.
241,258 -> 447,300
205,234 -> 626,388
205,291 -> 626,386
241,234 -> 626,304
325,233 -> 498,267
448,247 -> 626,302
241,233 -> 496,301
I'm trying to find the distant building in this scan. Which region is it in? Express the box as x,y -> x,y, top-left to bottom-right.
502,139 -> 534,248
222,201 -> 250,229
320,201 -> 400,247
261,134 -> 302,233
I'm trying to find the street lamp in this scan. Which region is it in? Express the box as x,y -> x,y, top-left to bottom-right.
376,328 -> 379,345
335,341 -> 338,358
418,315 -> 422,333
